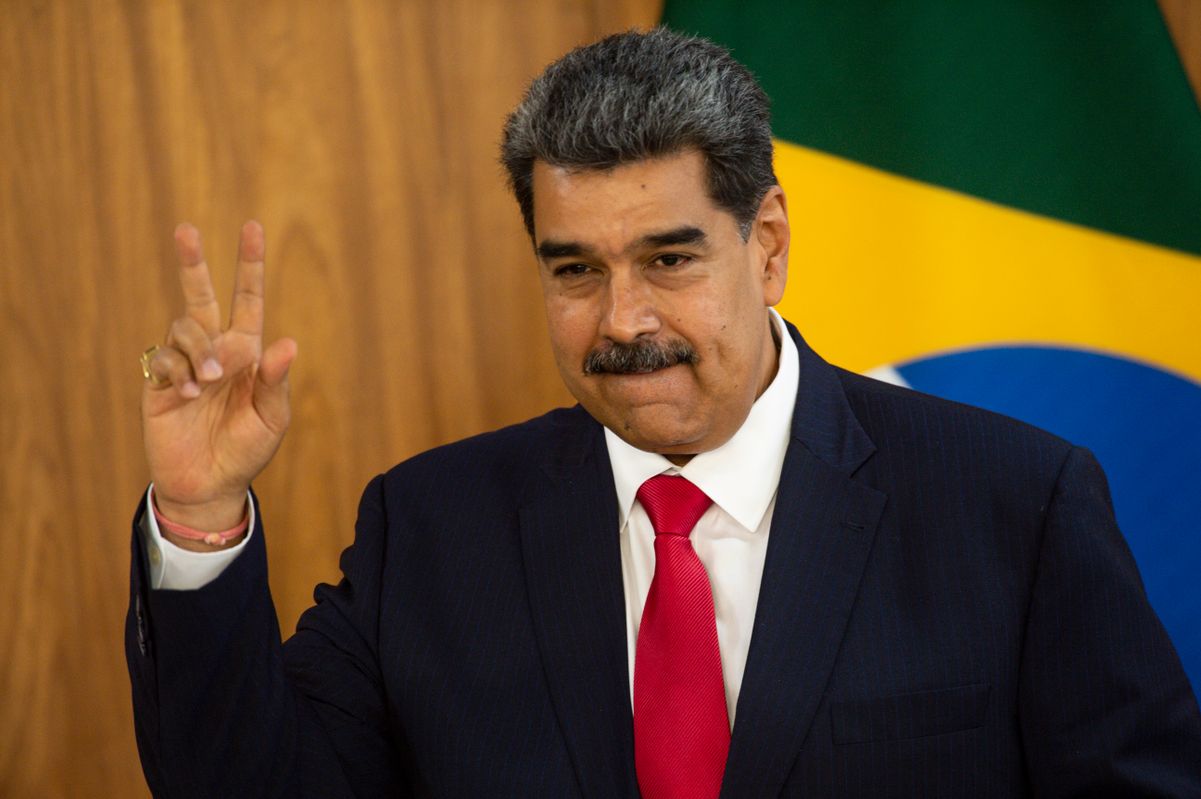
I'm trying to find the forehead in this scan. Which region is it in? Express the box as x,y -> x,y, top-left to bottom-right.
531,149 -> 737,252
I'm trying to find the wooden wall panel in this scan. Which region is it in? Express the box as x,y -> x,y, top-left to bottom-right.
0,1 -> 661,796
1161,0 -> 1201,103
1,1 -> 1195,796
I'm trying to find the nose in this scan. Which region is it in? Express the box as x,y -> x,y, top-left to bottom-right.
599,271 -> 660,344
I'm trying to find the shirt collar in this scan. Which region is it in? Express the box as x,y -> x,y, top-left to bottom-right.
604,309 -> 799,533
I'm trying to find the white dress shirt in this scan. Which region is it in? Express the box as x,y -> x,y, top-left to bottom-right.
141,487 -> 255,590
145,311 -> 799,726
605,309 -> 798,724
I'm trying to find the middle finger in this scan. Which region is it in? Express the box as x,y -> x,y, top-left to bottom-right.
229,220 -> 266,339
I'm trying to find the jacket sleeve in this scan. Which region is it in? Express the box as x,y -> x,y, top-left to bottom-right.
125,475 -> 407,798
1019,446 -> 1201,795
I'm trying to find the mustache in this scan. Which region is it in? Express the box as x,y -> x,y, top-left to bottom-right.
582,339 -> 698,376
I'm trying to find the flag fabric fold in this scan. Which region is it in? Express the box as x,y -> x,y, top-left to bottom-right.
663,0 -> 1201,695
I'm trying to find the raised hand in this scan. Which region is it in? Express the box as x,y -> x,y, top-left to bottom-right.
141,221 -> 297,542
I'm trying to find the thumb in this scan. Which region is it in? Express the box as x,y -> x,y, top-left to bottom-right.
253,337 -> 298,433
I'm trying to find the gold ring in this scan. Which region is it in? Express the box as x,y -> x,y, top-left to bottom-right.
140,345 -> 166,384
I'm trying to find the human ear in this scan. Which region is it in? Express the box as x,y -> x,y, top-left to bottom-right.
753,186 -> 789,306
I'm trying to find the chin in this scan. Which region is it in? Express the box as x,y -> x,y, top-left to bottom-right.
569,379 -> 713,452
608,409 -> 705,454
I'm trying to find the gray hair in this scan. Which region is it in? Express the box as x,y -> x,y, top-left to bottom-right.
500,27 -> 777,241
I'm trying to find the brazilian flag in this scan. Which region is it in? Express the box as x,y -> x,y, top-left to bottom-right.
662,2 -> 1201,695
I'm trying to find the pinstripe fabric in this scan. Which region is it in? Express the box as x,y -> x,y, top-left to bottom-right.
126,322 -> 1201,797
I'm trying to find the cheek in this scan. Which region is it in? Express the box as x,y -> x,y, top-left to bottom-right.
544,297 -> 595,363
697,288 -> 766,387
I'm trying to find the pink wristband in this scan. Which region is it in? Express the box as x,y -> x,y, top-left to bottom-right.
152,494 -> 249,547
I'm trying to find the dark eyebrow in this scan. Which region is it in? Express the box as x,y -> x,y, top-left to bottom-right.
536,226 -> 708,261
637,226 -> 708,249
536,239 -> 587,260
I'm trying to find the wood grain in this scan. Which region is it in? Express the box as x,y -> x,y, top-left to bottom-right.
2,1 -> 1195,796
0,1 -> 660,796
1161,0 -> 1201,105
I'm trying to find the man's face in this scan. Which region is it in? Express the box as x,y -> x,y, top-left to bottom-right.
532,148 -> 789,459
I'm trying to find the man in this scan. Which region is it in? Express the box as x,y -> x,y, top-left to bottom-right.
129,28 -> 1201,797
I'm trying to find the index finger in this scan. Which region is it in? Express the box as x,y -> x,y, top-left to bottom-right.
229,220 -> 266,338
174,223 -> 222,335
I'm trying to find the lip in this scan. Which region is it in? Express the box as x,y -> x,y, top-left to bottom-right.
594,364 -> 693,390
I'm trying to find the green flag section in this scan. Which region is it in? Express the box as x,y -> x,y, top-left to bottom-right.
663,0 -> 1201,256
661,2 -> 1201,695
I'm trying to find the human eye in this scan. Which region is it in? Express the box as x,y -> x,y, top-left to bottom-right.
552,263 -> 592,278
651,253 -> 692,269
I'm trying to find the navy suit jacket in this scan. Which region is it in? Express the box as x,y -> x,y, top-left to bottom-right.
127,323 -> 1201,797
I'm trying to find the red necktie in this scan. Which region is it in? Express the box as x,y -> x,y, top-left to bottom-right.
633,475 -> 730,799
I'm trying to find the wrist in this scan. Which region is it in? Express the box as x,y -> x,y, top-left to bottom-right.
161,528 -> 247,552
151,488 -> 249,536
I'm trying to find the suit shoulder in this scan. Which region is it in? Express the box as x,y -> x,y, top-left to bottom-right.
835,366 -> 1075,473
378,405 -> 588,498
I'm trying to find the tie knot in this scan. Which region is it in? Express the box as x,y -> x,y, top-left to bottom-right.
636,474 -> 713,537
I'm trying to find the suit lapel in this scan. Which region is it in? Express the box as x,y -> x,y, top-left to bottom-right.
721,326 -> 887,798
517,326 -> 885,798
519,409 -> 639,798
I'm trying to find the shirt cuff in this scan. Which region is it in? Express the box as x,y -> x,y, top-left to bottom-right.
141,486 -> 255,590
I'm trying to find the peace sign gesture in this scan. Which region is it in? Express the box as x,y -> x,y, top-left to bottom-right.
141,222 -> 297,544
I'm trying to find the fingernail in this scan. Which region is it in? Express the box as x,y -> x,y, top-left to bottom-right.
181,381 -> 201,398
201,359 -> 223,380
